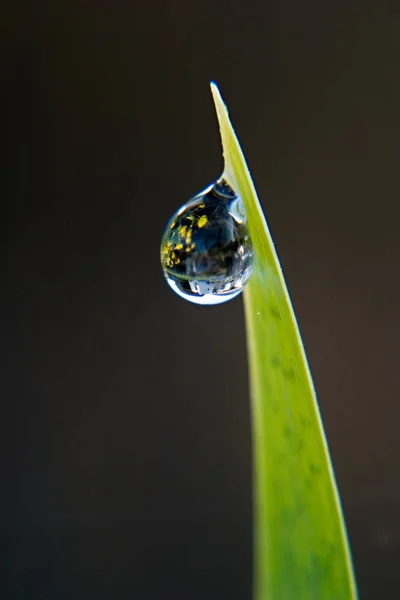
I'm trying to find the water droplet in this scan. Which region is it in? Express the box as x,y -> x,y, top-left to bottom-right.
160,179 -> 254,305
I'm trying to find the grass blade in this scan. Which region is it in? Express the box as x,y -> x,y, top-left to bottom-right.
210,83 -> 358,600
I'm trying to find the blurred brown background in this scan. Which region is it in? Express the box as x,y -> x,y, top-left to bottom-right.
1,1 -> 399,598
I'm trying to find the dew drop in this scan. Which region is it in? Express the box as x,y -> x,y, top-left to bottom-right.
160,179 -> 254,305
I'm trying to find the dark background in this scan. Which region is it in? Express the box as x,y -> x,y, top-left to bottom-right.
1,1 -> 399,598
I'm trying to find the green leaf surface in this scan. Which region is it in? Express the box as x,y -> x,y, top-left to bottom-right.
210,83 -> 358,600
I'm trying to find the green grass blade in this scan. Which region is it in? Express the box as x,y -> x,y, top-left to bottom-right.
210,83 -> 358,600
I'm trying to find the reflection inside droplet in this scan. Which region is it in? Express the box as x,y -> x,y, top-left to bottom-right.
160,179 -> 254,305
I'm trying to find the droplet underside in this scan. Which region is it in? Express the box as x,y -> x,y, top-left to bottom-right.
160,179 -> 254,305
